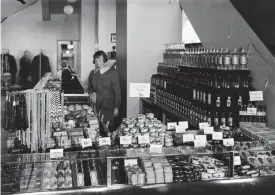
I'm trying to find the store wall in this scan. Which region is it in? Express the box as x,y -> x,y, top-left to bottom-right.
1,0 -> 79,77
98,0 -> 116,53
126,0 -> 182,118
179,0 -> 275,127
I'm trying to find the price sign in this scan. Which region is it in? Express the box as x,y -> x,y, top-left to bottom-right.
199,122 -> 209,130
167,122 -> 177,130
50,148 -> 64,159
194,139 -> 206,147
212,132 -> 223,140
247,108 -> 257,115
80,138 -> 92,148
234,156 -> 241,166
120,136 -> 132,145
195,135 -> 207,142
182,134 -> 195,143
249,91 -> 263,101
203,127 -> 214,134
150,144 -> 163,153
124,159 -> 138,166
178,121 -> 188,131
99,137 -> 111,146
176,126 -> 186,133
223,138 -> 234,147
138,135 -> 150,144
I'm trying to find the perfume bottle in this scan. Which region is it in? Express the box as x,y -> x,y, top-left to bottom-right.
226,96 -> 231,107
216,96 -> 221,107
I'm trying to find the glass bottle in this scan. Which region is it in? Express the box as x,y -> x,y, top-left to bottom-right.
221,112 -> 226,126
207,111 -> 212,126
216,95 -> 221,107
223,48 -> 231,70
214,112 -> 219,127
231,47 -> 239,70
239,47 -> 248,70
89,160 -> 99,186
226,96 -> 231,108
227,112 -> 233,127
218,47 -> 224,70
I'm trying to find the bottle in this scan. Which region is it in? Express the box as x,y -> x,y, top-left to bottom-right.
89,160 -> 99,186
239,47 -> 248,70
214,112 -> 219,127
218,48 -> 224,70
207,112 -> 212,126
221,112 -> 226,126
237,96 -> 243,107
216,95 -> 221,107
226,96 -> 231,107
227,112 -> 233,127
207,91 -> 212,105
231,47 -> 239,70
223,48 -> 231,70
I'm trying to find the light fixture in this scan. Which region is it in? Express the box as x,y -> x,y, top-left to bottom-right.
64,5 -> 74,15
67,0 -> 77,3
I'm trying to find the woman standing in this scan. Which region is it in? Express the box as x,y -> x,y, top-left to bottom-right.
88,51 -> 121,135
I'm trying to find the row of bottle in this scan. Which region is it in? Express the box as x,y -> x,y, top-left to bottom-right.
156,89 -> 235,128
151,75 -> 250,109
163,47 -> 248,70
239,104 -> 267,124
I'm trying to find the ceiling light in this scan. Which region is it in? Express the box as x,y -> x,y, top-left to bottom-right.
64,5 -> 74,15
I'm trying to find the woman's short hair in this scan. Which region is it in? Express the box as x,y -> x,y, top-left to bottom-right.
93,50 -> 108,64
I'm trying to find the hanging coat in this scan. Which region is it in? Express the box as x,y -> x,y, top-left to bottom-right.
19,52 -> 32,88
31,53 -> 51,85
1,54 -> 17,84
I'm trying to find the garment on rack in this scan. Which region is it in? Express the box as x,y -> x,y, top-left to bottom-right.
31,53 -> 51,85
19,51 -> 32,88
3,92 -> 29,132
1,53 -> 17,84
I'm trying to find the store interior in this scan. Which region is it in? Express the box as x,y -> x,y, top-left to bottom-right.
1,0 -> 275,194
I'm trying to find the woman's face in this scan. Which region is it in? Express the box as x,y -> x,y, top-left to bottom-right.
95,55 -> 104,68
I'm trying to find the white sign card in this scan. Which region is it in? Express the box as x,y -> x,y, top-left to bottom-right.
234,156 -> 241,166
247,108 -> 257,115
80,138 -> 92,148
167,122 -> 177,130
199,122 -> 209,130
150,144 -> 163,153
249,91 -> 263,101
194,139 -> 206,147
182,134 -> 195,143
124,159 -> 138,167
223,138 -> 234,147
203,127 -> 214,134
129,83 -> 150,98
50,148 -> 64,159
212,132 -> 223,140
195,135 -> 207,142
99,137 -> 111,146
120,136 -> 132,145
178,121 -> 188,131
138,135 -> 150,144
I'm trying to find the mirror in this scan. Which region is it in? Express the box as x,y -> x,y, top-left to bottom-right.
57,40 -> 79,75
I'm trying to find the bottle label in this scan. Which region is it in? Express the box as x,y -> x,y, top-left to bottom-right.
257,112 -> 266,116
232,55 -> 239,65
193,89 -> 196,100
240,56 -> 247,65
221,118 -> 226,125
203,92 -> 206,103
228,117 -> 233,126
227,99 -> 231,107
90,171 -> 98,186
200,91 -> 203,102
238,98 -> 242,106
207,118 -> 212,126
197,90 -> 200,101
208,93 -> 211,104
218,56 -> 223,65
77,173 -> 84,187
224,56 -> 231,65
164,81 -> 166,89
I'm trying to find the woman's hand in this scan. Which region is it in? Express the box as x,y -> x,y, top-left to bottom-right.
114,108 -> 119,117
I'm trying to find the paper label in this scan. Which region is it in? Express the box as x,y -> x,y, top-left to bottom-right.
150,144 -> 163,153
178,121 -> 188,131
247,108 -> 257,115
175,125 -> 186,133
223,138 -> 234,146
129,83 -> 150,98
167,122 -> 177,130
194,139 -> 206,147
120,136 -> 132,145
50,148 -> 64,159
182,134 -> 195,143
234,156 -> 241,166
80,138 -> 92,148
212,132 -> 223,140
199,122 -> 209,130
195,135 -> 207,142
249,91 -> 263,101
99,137 -> 111,146
204,127 -> 214,134
138,135 -> 150,144
124,159 -> 138,167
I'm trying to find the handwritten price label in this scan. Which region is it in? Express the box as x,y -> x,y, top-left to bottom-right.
212,132 -> 223,140
249,91 -> 263,101
120,136 -> 132,145
234,156 -> 241,166
167,122 -> 177,130
182,134 -> 195,143
203,127 -> 214,134
50,149 -> 64,159
150,144 -> 163,153
99,137 -> 111,146
138,135 -> 150,144
223,138 -> 234,147
194,139 -> 206,147
178,121 -> 188,132
124,159 -> 138,166
80,138 -> 92,148
199,122 -> 209,130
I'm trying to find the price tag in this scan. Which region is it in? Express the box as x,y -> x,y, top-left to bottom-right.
175,126 -> 186,133
178,121 -> 188,131
203,126 -> 214,134
212,132 -> 223,140
247,108 -> 257,115
195,135 -> 207,142
50,148 -> 64,159
124,159 -> 138,166
120,136 -> 132,145
234,156 -> 241,166
138,135 -> 150,144
194,139 -> 206,147
223,138 -> 234,147
150,144 -> 163,153
220,126 -> 230,131
182,134 -> 195,143
199,122 -> 209,130
249,91 -> 263,101
167,122 -> 177,130
80,138 -> 92,148
99,137 -> 111,146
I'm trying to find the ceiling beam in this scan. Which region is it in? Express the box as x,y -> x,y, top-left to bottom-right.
41,0 -> 50,21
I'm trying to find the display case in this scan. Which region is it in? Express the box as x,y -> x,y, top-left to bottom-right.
2,147 -> 275,194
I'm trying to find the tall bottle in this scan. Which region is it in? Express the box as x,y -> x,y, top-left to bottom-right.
239,47 -> 248,70
223,48 -> 231,70
218,48 -> 224,70
89,160 -> 99,186
231,47 -> 239,70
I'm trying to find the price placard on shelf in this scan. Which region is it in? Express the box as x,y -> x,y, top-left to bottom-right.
195,135 -> 207,142
182,134 -> 195,143
99,137 -> 111,146
234,156 -> 241,166
247,107 -> 257,115
203,127 -> 214,134
50,148 -> 64,159
199,123 -> 209,130
150,144 -> 163,153
223,138 -> 234,147
178,121 -> 188,131
212,132 -> 223,140
80,138 -> 92,148
167,122 -> 177,130
249,91 -> 263,101
124,159 -> 138,167
194,139 -> 206,148
120,136 -> 132,145
129,83 -> 150,97
138,135 -> 150,144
